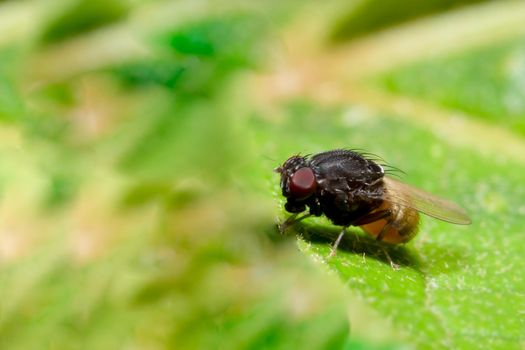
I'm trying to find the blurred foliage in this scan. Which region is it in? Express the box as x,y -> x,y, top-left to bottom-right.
115,14 -> 266,94
331,0 -> 491,41
40,0 -> 130,43
1,0 -> 525,349
377,38 -> 525,135
0,50 -> 24,123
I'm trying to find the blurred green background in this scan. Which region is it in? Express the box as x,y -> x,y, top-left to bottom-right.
1,0 -> 525,349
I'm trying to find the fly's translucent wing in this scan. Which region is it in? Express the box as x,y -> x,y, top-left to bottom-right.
383,177 -> 471,225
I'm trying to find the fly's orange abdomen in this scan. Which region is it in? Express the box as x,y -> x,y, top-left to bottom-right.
360,202 -> 420,244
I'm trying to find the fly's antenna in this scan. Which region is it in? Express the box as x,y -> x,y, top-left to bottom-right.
262,154 -> 277,162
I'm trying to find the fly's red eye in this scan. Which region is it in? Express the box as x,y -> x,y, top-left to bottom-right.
289,167 -> 317,199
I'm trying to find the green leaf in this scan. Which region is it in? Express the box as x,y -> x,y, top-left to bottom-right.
264,100 -> 525,347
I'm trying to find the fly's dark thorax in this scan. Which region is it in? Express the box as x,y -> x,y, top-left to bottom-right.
315,180 -> 384,226
309,150 -> 385,226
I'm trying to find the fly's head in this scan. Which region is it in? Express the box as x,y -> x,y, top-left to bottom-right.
276,156 -> 318,213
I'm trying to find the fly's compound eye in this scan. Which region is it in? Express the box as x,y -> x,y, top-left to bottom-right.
289,167 -> 317,200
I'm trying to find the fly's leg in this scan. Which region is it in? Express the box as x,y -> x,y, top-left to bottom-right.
381,246 -> 400,270
278,213 -> 312,234
375,220 -> 400,270
329,227 -> 347,257
328,210 -> 391,257
375,221 -> 391,242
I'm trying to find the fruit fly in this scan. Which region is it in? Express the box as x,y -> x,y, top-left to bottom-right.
276,149 -> 471,253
